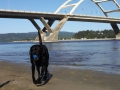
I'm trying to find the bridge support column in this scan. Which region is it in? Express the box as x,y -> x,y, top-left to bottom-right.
34,19 -> 55,42
45,16 -> 69,42
39,17 -> 53,33
42,20 -> 55,32
34,16 -> 68,42
29,18 -> 45,42
110,23 -> 120,39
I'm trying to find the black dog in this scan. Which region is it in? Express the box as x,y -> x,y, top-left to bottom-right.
29,44 -> 49,84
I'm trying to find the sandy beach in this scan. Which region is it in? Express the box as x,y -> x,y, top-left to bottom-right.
0,60 -> 120,90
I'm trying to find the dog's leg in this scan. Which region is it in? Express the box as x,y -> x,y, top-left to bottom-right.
37,66 -> 40,77
36,66 -> 43,84
31,65 -> 36,84
41,66 -> 48,80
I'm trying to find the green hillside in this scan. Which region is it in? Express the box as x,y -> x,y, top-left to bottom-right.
0,31 -> 75,42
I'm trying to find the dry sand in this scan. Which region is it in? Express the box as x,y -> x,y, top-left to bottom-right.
0,60 -> 120,90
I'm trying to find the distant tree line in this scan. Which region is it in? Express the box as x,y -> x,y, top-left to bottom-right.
73,29 -> 116,39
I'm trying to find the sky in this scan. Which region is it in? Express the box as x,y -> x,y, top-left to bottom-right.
0,0 -> 120,34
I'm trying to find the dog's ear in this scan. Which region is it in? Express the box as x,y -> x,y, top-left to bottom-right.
29,46 -> 33,55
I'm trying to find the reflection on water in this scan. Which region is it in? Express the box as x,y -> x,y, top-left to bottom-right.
0,40 -> 120,74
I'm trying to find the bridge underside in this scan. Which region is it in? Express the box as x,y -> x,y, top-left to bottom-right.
29,16 -> 68,42
0,10 -> 120,41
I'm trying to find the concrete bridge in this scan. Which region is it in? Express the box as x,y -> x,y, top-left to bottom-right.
0,0 -> 120,42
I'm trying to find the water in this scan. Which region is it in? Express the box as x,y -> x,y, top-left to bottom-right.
0,40 -> 120,75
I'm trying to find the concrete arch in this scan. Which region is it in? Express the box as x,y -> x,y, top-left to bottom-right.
92,0 -> 120,39
92,0 -> 120,17
55,0 -> 84,15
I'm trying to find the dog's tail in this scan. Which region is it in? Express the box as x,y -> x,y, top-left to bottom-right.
38,30 -> 42,45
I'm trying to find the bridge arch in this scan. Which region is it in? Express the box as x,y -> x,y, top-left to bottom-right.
92,0 -> 120,39
92,0 -> 120,17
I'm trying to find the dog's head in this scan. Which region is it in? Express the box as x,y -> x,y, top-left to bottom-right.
29,45 -> 49,66
30,45 -> 42,61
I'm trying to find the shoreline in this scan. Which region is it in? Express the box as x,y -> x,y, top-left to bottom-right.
12,38 -> 120,42
2,59 -> 120,75
0,60 -> 120,90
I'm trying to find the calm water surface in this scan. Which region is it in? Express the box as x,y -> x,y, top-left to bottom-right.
0,40 -> 120,75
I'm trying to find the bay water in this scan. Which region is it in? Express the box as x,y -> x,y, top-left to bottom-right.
0,40 -> 120,75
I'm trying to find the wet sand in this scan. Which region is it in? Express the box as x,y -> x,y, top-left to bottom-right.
0,60 -> 120,90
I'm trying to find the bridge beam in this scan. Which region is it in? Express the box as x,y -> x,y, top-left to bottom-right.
110,23 -> 120,39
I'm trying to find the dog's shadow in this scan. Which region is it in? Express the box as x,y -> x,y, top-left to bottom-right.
0,80 -> 14,88
36,74 -> 53,86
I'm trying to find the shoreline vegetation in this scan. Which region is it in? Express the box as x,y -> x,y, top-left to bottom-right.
0,30 -> 117,42
0,60 -> 120,90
